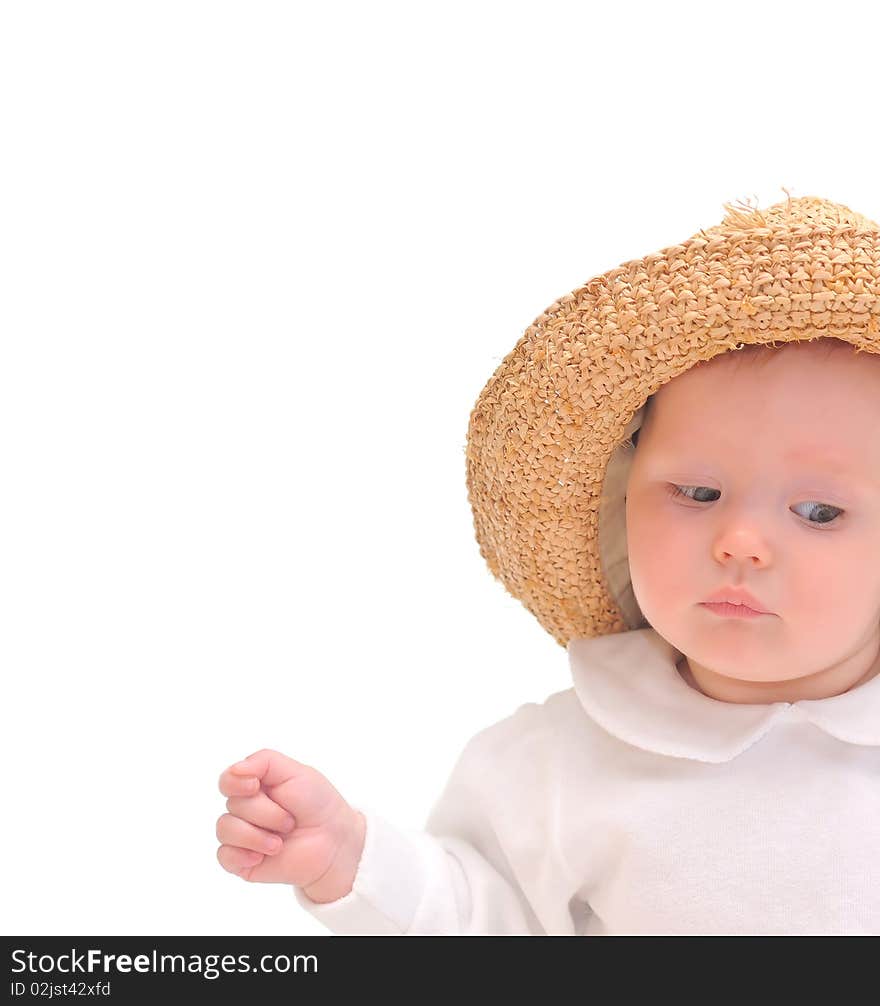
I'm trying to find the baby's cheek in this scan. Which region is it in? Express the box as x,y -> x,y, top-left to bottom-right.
628,540 -> 692,627
630,521 -> 688,592
782,556 -> 869,650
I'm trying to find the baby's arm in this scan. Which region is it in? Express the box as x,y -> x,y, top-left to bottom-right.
292,803 -> 542,935
217,731 -> 545,935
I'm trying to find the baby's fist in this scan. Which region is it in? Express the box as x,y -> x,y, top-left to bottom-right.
216,748 -> 365,899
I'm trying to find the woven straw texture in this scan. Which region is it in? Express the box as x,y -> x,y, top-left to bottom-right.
465,193 -> 880,648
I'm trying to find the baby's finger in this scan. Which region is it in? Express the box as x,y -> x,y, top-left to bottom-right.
216,813 -> 285,856
218,767 -> 261,798
216,843 -> 265,879
228,749 -> 310,789
225,791 -> 296,834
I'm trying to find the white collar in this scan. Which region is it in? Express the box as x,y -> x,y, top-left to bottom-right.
567,627 -> 880,763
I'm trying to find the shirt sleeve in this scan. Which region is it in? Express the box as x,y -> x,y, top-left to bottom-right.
291,723 -> 546,935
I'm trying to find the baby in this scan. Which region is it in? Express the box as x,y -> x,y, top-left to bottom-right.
216,195 -> 880,935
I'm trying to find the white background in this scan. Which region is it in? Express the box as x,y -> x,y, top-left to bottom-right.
2,1 -> 877,935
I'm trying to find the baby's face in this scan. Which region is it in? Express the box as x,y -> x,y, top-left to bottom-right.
625,342 -> 880,701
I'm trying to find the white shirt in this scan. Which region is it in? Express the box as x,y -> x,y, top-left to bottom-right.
293,627 -> 880,935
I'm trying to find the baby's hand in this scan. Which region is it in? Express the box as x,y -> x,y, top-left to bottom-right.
216,749 -> 366,901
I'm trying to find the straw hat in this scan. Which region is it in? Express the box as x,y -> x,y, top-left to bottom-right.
465,192 -> 880,648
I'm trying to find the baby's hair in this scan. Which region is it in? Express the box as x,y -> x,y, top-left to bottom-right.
702,335 -> 863,373
631,336 -> 862,449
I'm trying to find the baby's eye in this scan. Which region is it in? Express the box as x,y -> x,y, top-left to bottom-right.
669,485 -> 719,504
667,485 -> 843,527
790,501 -> 844,525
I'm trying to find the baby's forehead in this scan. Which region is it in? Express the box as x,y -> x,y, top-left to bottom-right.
653,341 -> 880,409
652,419 -> 866,464
643,345 -> 880,465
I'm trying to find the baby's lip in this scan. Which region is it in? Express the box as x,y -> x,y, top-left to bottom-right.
701,587 -> 773,614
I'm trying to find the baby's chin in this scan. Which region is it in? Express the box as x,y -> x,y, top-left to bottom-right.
660,622 -> 806,684
681,646 -> 818,686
